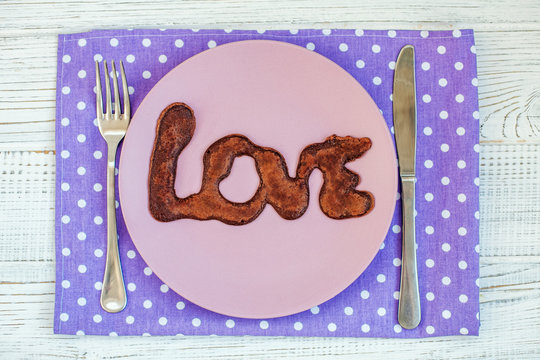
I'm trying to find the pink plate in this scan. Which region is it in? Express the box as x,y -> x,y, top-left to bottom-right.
119,40 -> 397,319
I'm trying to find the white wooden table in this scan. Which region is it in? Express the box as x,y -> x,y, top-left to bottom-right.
1,1 -> 539,358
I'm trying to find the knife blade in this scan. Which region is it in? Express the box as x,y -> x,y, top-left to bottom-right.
393,45 -> 421,329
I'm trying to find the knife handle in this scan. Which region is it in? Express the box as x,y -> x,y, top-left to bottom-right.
398,176 -> 421,329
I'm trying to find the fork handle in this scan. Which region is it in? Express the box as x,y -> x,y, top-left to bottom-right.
398,177 -> 421,329
100,141 -> 127,313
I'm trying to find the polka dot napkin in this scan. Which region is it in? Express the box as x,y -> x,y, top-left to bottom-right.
54,29 -> 479,337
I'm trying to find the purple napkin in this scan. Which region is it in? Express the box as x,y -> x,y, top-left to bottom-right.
54,29 -> 480,337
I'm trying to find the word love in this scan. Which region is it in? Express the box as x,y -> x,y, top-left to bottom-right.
149,103 -> 374,225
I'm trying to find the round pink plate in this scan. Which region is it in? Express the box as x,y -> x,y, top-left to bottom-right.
119,40 -> 397,319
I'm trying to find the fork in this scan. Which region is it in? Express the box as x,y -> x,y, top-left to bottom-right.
95,60 -> 130,313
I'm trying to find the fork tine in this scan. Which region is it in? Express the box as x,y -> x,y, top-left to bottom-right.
104,60 -> 112,119
120,61 -> 130,121
111,61 -> 121,120
95,61 -> 103,120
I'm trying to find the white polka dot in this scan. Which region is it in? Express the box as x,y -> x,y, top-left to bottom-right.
420,30 -> 429,38
384,30 -> 396,38
256,29 -> 266,34
294,322 -> 303,331
77,101 -> 86,110
94,54 -> 103,62
396,192 -> 400,201
470,45 -> 477,54
322,29 -> 331,35
425,192 -> 434,201
441,143 -> 449,152
60,150 -> 70,159
426,259 -> 435,268
94,281 -> 102,290
393,291 -> 399,300
91,150 -> 102,160
457,160 -> 466,169
78,265 -> 87,273
421,62 -> 430,71
476,312 -> 480,320
60,313 -> 69,322
78,70 -> 87,79
289,29 -> 299,34
62,86 -> 70,95
310,306 -> 320,314
377,274 -> 386,283
110,38 -> 119,47
439,78 -> 448,87
437,45 -> 446,54
259,320 -> 269,329
158,55 -> 167,63
126,315 -> 135,324
126,54 -> 135,63
61,117 -> 70,126
61,280 -> 70,288
459,260 -> 468,270
458,193 -> 467,202
93,183 -> 102,192
388,61 -> 395,70
192,318 -> 201,327
458,227 -> 467,237
456,94 -> 464,103
460,328 -> 469,335
127,282 -> 136,291
171,39 -> 184,49
442,243 -> 451,252
456,127 -> 466,136
356,59 -> 365,69
394,324 -> 402,333
423,126 -> 433,136
77,199 -> 86,208
61,215 -> 70,224
176,301 -> 185,310
361,290 -> 369,299
372,44 -> 381,53
61,182 -> 70,191
373,76 -> 382,85
93,314 -> 102,323
442,276 -> 451,285
425,226 -> 434,235
143,300 -> 152,309
344,306 -> 353,315
475,211 -> 480,220
476,278 -> 480,287
62,54 -> 71,63
78,39 -> 87,47
459,294 -> 468,303
94,249 -> 103,257
361,324 -> 370,333
224,319 -> 235,328
380,242 -> 385,249
474,177 -> 480,186
76,134 -> 86,143
442,310 -> 451,319
472,78 -> 478,87
426,292 -> 435,301
142,333 -> 150,336
392,225 -> 401,233
393,258 -> 401,267
473,110 -> 480,119
128,86 -> 135,95
208,40 -> 217,48
144,267 -> 152,276
453,29 -> 462,38
109,332 -> 118,336
426,325 -> 435,334
159,317 -> 168,326
442,210 -> 450,219
94,216 -> 103,225
160,284 -> 169,293
422,94 -> 431,103
306,42 -> 315,51
77,297 -> 87,306
339,43 -> 348,52
127,250 -> 136,259
441,177 -> 450,185
424,160 -> 433,169
455,62 -> 464,71
327,323 -> 337,332
355,29 -> 364,36
142,71 -> 151,79
142,38 -> 151,47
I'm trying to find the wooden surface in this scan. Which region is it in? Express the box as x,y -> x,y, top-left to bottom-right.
0,1 -> 539,359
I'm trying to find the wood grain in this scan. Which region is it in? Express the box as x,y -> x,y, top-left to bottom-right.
0,0 -> 539,358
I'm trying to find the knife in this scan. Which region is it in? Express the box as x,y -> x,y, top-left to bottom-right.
393,45 -> 421,329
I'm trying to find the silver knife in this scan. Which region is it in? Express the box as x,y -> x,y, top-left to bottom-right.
393,45 -> 421,329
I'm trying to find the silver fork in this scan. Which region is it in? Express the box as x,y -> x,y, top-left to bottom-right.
95,60 -> 130,313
